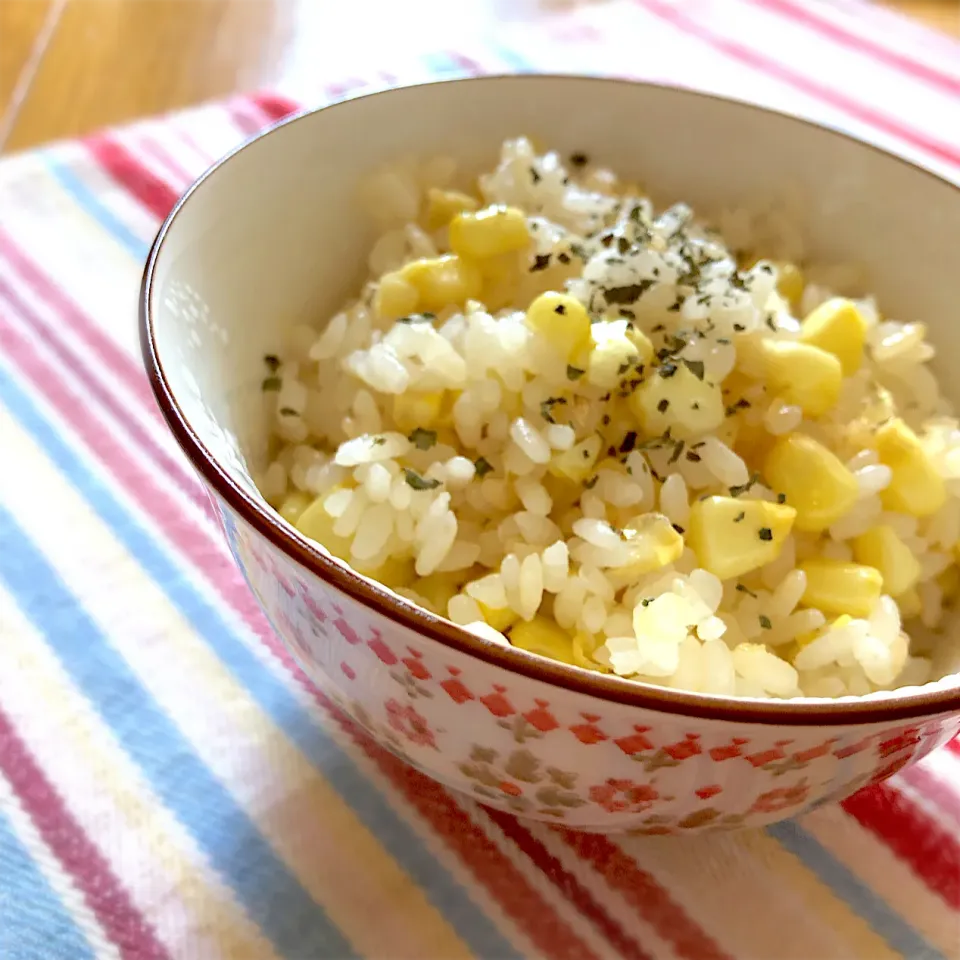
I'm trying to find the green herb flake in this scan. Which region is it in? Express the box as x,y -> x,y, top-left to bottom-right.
404,468 -> 441,491
474,457 -> 493,478
408,427 -> 437,451
733,511 -> 746,523
777,492 -> 787,504
530,254 -> 552,273
262,376 -> 282,392
729,473 -> 759,498
759,614 -> 772,630
659,362 -> 678,379
604,281 -> 654,305
657,398 -> 669,413
682,358 -> 705,381
398,312 -> 436,324
371,436 -> 387,446
736,583 -> 758,598
619,431 -> 638,454
584,475 -> 599,490
263,354 -> 281,371
566,364 -> 586,381
278,407 -> 298,417
569,152 -> 589,167
540,397 -> 567,424
758,527 -> 773,541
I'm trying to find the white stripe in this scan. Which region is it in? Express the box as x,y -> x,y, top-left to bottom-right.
801,803 -> 959,956
0,770 -> 122,960
0,585 -> 278,960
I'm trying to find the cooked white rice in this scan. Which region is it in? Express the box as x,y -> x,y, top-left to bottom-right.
255,136 -> 960,700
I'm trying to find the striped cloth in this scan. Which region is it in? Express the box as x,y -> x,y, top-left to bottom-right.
0,1 -> 958,957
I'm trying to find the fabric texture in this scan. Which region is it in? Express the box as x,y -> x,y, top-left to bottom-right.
0,1 -> 958,957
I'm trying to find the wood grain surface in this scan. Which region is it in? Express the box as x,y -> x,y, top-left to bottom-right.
0,0 -> 957,155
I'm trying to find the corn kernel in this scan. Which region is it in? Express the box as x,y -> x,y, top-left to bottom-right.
630,362 -> 725,439
687,496 -> 796,581
615,513 -> 685,577
776,261 -> 805,309
400,255 -> 482,312
799,559 -> 883,617
526,291 -> 592,359
392,391 -> 445,432
876,418 -> 946,518
800,297 -> 868,375
510,616 -> 576,665
478,601 -> 520,633
938,564 -> 960,601
853,525 -> 921,597
548,434 -> 602,483
764,434 -> 859,532
425,188 -> 479,230
278,491 -> 311,526
572,633 -> 608,672
295,491 -> 353,561
760,340 -> 842,418
361,556 -> 416,588
449,205 -> 530,259
375,271 -> 419,321
415,574 -> 461,614
587,320 -> 651,389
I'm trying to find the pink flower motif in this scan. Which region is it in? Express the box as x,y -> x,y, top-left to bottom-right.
384,698 -> 437,749
588,778 -> 660,813
750,780 -> 810,814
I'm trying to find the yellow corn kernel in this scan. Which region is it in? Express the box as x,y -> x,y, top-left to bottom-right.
478,601 -> 520,633
295,491 -> 353,561
760,340 -> 842,418
425,188 -> 479,230
278,491 -> 312,526
392,391 -> 445,433
449,205 -> 530,259
853,525 -> 921,597
800,297 -> 868,375
799,559 -> 883,617
587,320 -> 652,389
414,574 -> 461,614
400,255 -> 482,312
525,291 -> 592,359
764,433 -> 859,532
572,632 -> 608,672
876,418 -> 946,518
548,434 -> 602,483
688,496 -> 796,581
361,556 -> 416,588
510,616 -> 576,665
615,513 -> 685,578
775,262 -> 805,309
898,588 -> 921,620
630,361 -> 725,440
374,271 -> 419,321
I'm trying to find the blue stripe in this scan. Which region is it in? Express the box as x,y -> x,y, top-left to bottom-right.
490,44 -> 534,73
0,806 -> 96,960
45,159 -> 147,258
0,503 -> 355,960
769,819 -> 943,960
0,368 -> 518,955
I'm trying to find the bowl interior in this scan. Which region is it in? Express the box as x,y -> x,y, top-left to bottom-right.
145,75 -> 960,692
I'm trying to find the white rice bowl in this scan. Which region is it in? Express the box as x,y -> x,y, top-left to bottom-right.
255,136 -> 960,701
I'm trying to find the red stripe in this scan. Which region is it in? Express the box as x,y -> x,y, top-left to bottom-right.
134,135 -> 197,188
634,0 -> 960,169
482,809 -> 654,960
0,275 -> 216,521
555,829 -> 731,960
249,93 -> 301,123
899,765 -> 960,827
0,260 -> 593,960
0,705 -> 169,960
745,0 -> 960,97
85,138 -> 178,220
947,735 -> 959,757
842,784 -> 960,909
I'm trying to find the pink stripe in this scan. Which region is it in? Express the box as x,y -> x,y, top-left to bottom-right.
0,250 -> 595,960
842,783 -> 960,908
743,0 -> 960,97
555,828 -> 730,960
899,765 -> 960,828
482,809 -> 655,960
248,93 -> 301,122
134,135 -> 197,188
0,275 -> 215,522
0,703 -> 169,960
635,0 -> 960,169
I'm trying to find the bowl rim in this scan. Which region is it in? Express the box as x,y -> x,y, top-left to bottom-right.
140,73 -> 960,727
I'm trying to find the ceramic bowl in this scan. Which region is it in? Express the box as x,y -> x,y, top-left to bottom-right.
141,75 -> 960,833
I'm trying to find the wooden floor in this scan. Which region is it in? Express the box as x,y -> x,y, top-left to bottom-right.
0,0 -> 957,155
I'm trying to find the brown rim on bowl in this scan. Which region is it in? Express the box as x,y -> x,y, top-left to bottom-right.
140,74 -> 960,727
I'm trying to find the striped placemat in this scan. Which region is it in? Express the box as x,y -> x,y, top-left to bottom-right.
0,1 -> 958,957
